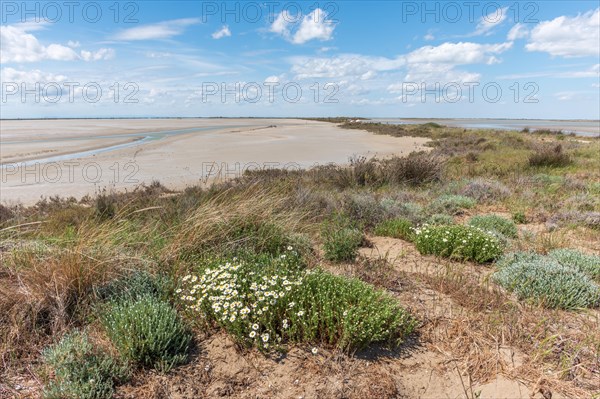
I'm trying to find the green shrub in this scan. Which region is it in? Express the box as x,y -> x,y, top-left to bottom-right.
322,217 -> 363,263
468,215 -> 518,238
293,270 -> 416,351
528,144 -> 572,168
382,152 -> 445,185
42,330 -> 129,399
494,254 -> 600,309
512,211 -> 527,224
548,249 -> 600,281
179,250 -> 415,352
427,213 -> 454,225
101,296 -> 191,372
413,224 -> 502,263
374,218 -> 414,241
95,271 -> 172,303
342,193 -> 387,228
429,195 -> 476,216
461,178 -> 511,203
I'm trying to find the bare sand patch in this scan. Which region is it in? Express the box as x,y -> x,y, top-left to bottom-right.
1,119 -> 430,205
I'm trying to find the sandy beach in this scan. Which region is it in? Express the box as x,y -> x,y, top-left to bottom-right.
0,119 -> 430,205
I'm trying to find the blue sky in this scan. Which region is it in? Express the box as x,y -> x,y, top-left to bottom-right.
1,1 -> 599,119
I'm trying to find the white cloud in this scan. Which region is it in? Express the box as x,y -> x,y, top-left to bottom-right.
264,75 -> 280,84
472,7 -> 508,36
290,54 -> 404,79
0,24 -> 114,63
405,41 -> 512,66
290,41 -> 511,81
497,64 -> 600,79
67,40 -> 81,48
507,23 -> 529,40
566,64 -> 600,78
270,8 -> 336,44
1,24 -> 78,62
526,8 -> 600,57
1,67 -> 68,84
113,18 -> 200,41
292,9 -> 335,44
269,10 -> 293,38
212,25 -> 231,39
80,48 -> 115,61
424,33 -> 435,41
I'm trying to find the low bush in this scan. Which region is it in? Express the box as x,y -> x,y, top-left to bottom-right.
548,249 -> 600,281
546,211 -> 600,231
342,193 -> 387,228
461,178 -> 511,203
101,296 -> 191,372
95,271 -> 172,303
494,254 -> 600,309
512,211 -> 527,224
179,250 -> 415,352
374,218 -> 414,241
382,152 -> 445,185
42,330 -> 129,399
426,213 -> 454,225
528,144 -> 572,168
380,199 -> 424,224
468,215 -> 518,239
322,217 -> 363,263
413,224 -> 502,263
0,204 -> 14,223
429,195 -> 476,216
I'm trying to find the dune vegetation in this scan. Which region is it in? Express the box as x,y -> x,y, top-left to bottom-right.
1,121 -> 599,398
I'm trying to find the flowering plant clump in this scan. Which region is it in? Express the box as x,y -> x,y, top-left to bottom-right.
413,224 -> 502,263
179,247 -> 306,350
178,247 -> 416,352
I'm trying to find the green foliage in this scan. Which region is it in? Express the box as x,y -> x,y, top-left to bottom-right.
42,330 -> 129,399
426,213 -> 454,225
179,250 -> 415,352
512,211 -> 527,224
321,216 -> 363,263
101,296 -> 191,372
413,224 -> 502,263
294,270 -> 416,351
494,253 -> 600,309
95,271 -> 172,303
374,218 -> 415,241
548,249 -> 600,281
528,144 -> 572,168
429,195 -> 476,216
468,214 -> 518,238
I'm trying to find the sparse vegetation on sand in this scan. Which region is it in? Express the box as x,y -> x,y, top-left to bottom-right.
1,122 -> 599,398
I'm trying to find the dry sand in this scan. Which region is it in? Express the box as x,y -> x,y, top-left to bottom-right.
1,119 -> 430,205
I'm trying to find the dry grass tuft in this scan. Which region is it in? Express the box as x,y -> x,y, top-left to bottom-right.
0,221 -> 134,368
166,184 -> 311,262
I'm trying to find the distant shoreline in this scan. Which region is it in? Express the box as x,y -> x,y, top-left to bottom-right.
1,117 -> 599,122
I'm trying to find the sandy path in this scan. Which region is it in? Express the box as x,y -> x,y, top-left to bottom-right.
0,119 -> 430,205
